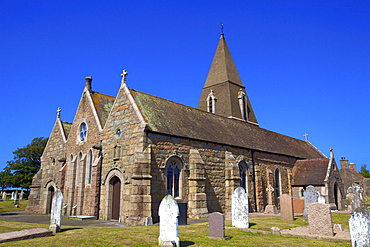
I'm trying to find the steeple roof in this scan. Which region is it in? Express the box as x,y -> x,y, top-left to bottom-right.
198,34 -> 258,124
203,34 -> 243,88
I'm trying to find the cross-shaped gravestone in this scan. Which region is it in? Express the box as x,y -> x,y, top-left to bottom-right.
266,184 -> 274,205
347,183 -> 364,212
158,195 -> 180,247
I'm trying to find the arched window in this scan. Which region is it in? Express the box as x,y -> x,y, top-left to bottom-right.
207,90 -> 217,114
274,168 -> 281,198
87,150 -> 93,184
238,161 -> 249,193
79,123 -> 87,141
165,157 -> 183,198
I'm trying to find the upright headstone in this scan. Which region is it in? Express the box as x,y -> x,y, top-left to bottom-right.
349,207 -> 370,247
264,184 -> 278,214
158,195 -> 180,247
280,194 -> 294,221
19,190 -> 24,200
1,192 -> 6,201
145,216 -> 153,226
13,191 -> 19,207
303,185 -> 319,221
11,192 -> 14,200
232,187 -> 249,228
308,203 -> 333,237
49,189 -> 64,234
318,193 -> 326,204
363,178 -> 370,199
347,183 -> 364,212
208,212 -> 225,239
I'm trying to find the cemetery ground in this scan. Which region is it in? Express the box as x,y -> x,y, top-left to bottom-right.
0,200 -> 352,247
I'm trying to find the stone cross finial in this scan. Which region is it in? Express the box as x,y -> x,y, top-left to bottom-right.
57,107 -> 62,119
304,133 -> 309,141
120,70 -> 128,85
266,184 -> 274,205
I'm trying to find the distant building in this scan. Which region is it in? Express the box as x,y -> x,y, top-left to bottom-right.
339,158 -> 365,192
27,33 -> 332,225
292,148 -> 346,210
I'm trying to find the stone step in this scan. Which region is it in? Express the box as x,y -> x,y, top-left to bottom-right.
0,228 -> 53,244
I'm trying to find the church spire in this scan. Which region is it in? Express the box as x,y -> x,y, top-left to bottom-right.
198,32 -> 258,124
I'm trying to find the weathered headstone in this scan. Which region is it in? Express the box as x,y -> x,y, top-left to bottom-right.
293,199 -> 304,214
363,178 -> 370,199
347,183 -> 364,212
49,189 -> 64,234
318,193 -> 326,204
303,185 -> 319,221
1,192 -> 6,201
11,192 -> 14,200
308,203 -> 333,237
13,191 -> 19,207
158,195 -> 180,247
232,187 -> 249,228
349,207 -> 370,247
208,212 -> 225,239
280,194 -> 294,221
19,190 -> 24,200
145,216 -> 153,226
264,184 -> 278,214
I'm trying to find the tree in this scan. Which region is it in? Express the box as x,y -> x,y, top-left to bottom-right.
4,137 -> 48,190
0,169 -> 12,191
359,164 -> 370,178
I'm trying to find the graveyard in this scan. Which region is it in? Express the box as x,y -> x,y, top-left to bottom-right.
0,199 -> 354,246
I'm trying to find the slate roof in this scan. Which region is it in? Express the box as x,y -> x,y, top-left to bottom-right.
292,158 -> 329,186
61,121 -> 72,138
131,89 -> 325,159
91,92 -> 116,127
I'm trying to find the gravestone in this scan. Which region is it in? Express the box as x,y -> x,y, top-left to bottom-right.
1,192 -> 6,201
363,178 -> 370,199
19,190 -> 24,200
13,191 -> 19,207
303,185 -> 319,221
11,192 -> 14,200
318,193 -> 326,204
264,184 -> 278,214
349,207 -> 370,247
347,183 -> 364,212
49,189 -> 64,234
145,216 -> 153,226
280,194 -> 294,221
293,199 -> 304,214
158,195 -> 180,247
232,187 -> 249,228
308,203 -> 333,237
208,212 -> 225,239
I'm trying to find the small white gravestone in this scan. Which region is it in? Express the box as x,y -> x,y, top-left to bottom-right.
347,183 -> 364,212
11,192 -> 14,200
158,195 -> 180,247
50,189 -> 64,234
318,193 -> 326,204
349,207 -> 370,247
13,191 -> 19,207
303,185 -> 319,221
232,187 -> 249,228
19,190 -> 24,200
2,192 -> 6,201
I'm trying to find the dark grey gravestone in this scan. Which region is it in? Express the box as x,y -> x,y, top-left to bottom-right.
178,203 -> 187,225
209,212 -> 225,239
349,207 -> 370,247
303,185 -> 319,221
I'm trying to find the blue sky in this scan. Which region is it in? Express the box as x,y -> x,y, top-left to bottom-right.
1,1 -> 369,172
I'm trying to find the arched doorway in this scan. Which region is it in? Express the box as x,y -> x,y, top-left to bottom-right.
47,187 -> 55,214
111,177 -> 121,220
334,182 -> 339,210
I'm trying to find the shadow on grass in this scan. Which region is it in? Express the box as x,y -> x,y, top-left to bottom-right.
60,227 -> 83,232
0,213 -> 18,216
180,240 -> 195,246
249,222 -> 257,227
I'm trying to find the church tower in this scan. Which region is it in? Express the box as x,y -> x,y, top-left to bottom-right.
198,33 -> 258,125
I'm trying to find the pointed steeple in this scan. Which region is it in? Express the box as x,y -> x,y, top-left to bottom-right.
198,34 -> 258,124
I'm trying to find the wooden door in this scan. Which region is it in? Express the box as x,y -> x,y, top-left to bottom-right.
111,177 -> 121,220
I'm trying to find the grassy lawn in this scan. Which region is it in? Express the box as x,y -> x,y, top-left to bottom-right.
0,210 -> 351,246
0,200 -> 27,213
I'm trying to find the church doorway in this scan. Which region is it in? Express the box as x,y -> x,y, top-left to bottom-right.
111,177 -> 121,220
47,186 -> 55,214
334,182 -> 340,210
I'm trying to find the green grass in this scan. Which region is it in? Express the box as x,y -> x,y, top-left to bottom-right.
0,211 -> 351,246
0,200 -> 27,213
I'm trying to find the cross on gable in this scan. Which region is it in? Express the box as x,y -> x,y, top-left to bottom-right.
121,69 -> 128,83
57,107 -> 62,118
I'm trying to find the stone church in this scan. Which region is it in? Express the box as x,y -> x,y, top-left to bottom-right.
26,33 -> 342,225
